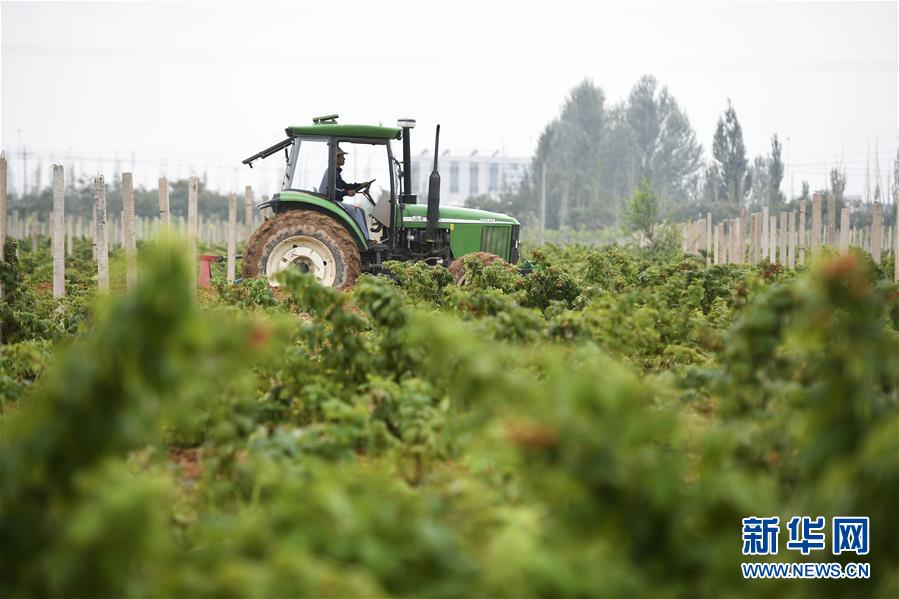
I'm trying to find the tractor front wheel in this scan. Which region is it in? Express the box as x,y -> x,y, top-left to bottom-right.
242,210 -> 362,289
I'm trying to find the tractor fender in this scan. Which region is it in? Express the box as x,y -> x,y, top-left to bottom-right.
262,193 -> 368,251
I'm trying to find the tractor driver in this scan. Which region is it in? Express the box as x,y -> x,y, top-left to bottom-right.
319,146 -> 370,240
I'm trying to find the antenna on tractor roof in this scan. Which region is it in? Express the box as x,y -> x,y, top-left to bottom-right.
312,114 -> 339,124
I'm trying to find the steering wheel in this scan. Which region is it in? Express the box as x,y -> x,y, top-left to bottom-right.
354,179 -> 377,207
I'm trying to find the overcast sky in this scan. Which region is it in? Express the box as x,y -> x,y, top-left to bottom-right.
2,0 -> 897,198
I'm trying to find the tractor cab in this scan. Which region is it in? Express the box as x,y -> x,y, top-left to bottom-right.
242,115 -> 521,287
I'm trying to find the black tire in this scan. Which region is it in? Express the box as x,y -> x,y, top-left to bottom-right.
242,210 -> 362,289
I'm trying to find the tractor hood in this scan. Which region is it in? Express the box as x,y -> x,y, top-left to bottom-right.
400,203 -> 520,226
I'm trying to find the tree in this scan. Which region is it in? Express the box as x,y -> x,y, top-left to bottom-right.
801,181 -> 810,203
529,80 -> 607,229
522,76 -> 705,230
556,80 -> 606,228
767,134 -> 784,206
619,75 -> 704,206
748,155 -> 769,208
711,100 -> 749,209
829,167 -> 846,204
624,178 -> 660,244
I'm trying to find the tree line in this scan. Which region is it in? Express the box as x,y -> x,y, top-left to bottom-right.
469,75 -> 899,230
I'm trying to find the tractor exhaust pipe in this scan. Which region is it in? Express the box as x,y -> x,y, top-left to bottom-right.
426,124 -> 441,241
398,118 -> 416,204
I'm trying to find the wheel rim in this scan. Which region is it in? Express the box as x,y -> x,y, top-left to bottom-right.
266,235 -> 337,287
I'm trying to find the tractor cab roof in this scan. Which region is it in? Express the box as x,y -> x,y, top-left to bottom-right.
286,123 -> 402,141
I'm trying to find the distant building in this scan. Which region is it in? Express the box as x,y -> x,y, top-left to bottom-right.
409,150 -> 529,207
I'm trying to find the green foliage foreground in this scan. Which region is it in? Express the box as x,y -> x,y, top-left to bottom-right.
1,241 -> 898,598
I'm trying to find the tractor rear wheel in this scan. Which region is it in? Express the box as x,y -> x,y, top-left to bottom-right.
447,251 -> 507,285
242,210 -> 362,289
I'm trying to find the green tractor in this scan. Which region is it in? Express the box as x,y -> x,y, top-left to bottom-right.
241,115 -> 521,288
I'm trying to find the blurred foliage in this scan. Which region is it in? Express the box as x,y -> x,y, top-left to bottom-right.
1,236 -> 897,598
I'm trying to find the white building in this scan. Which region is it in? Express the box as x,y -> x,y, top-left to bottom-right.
409,150 -> 529,207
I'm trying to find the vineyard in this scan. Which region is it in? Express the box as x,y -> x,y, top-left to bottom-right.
1,231 -> 898,598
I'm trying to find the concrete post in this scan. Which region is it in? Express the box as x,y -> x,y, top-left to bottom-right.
244,185 -> 254,241
811,193 -> 821,258
52,164 -> 65,298
94,176 -> 110,292
713,223 -> 720,265
768,215 -> 776,263
871,202 -> 883,265
123,172 -> 137,289
839,208 -> 850,254
749,213 -> 757,263
798,199 -> 807,265
227,192 -> 237,283
787,211 -> 795,268
826,194 -> 836,246
779,212 -> 788,265
158,177 -> 170,229
539,162 -> 546,246
188,176 -> 199,298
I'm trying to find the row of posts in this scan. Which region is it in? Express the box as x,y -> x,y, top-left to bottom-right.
681,194 -> 899,282
4,211 -> 263,252
0,155 -> 272,298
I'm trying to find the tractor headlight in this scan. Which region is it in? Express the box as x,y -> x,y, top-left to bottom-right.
397,118 -> 416,129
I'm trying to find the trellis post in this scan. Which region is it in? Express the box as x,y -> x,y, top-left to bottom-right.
94,176 -> 110,292
52,164 -> 65,297
227,193 -> 237,283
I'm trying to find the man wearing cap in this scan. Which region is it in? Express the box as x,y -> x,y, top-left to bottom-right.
319,146 -> 369,240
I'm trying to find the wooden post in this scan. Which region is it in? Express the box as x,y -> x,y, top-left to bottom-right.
768,215 -> 776,263
244,185 -> 254,241
52,164 -> 65,298
798,199 -> 807,265
227,192 -> 237,283
871,202 -> 882,265
188,176 -> 199,297
158,177 -> 170,229
0,153 -> 6,302
826,194 -> 836,246
839,208 -> 850,254
122,172 -> 137,289
811,193 -> 821,258
94,176 -> 110,292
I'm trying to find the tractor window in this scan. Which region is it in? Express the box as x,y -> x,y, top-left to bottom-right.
291,138 -> 330,196
338,140 -> 392,213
